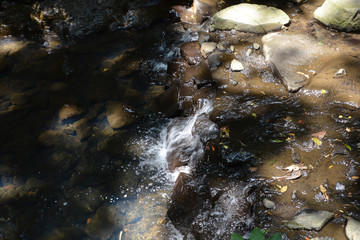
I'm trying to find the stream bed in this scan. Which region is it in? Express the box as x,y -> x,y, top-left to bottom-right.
0,0 -> 359,239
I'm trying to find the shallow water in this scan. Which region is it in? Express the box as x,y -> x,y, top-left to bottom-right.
0,0 -> 359,239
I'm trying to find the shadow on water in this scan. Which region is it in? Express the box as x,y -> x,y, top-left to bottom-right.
0,0 -> 359,239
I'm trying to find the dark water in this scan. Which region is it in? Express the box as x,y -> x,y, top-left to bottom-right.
0,0 -> 360,239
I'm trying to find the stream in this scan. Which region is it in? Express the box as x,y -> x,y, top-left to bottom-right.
0,0 -> 359,239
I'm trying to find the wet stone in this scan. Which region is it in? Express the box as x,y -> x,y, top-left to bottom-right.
263,198 -> 276,209
25,177 -> 50,192
183,61 -> 212,87
85,204 -> 123,240
38,130 -> 81,149
58,104 -> 84,123
286,209 -> 334,231
67,187 -> 103,213
167,173 -> 211,231
200,42 -> 217,58
73,118 -> 91,140
10,92 -> 28,106
345,217 -> 360,240
36,226 -> 85,240
180,41 -> 203,65
106,101 -> 137,129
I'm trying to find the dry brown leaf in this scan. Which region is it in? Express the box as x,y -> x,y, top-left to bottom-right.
311,131 -> 326,140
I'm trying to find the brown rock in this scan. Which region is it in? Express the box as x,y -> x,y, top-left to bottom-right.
85,205 -> 123,240
10,92 -> 28,106
58,104 -> 84,122
74,118 -> 91,140
154,85 -> 180,117
180,41 -> 203,65
167,58 -> 189,84
183,61 -> 212,87
167,173 -> 211,232
106,102 -> 137,129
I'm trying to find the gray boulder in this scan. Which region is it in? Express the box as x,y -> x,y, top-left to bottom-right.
211,3 -> 290,33
286,209 -> 334,231
314,0 -> 360,32
262,32 -> 325,92
345,217 -> 360,240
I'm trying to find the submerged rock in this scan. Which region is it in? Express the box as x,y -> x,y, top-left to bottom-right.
106,102 -> 137,129
345,217 -> 360,240
180,41 -> 203,65
58,104 -> 84,122
211,3 -> 290,33
85,204 -> 123,240
314,0 -> 360,32
286,209 -> 334,231
167,173 -> 211,233
263,198 -> 276,209
37,226 -> 85,240
262,32 -> 325,92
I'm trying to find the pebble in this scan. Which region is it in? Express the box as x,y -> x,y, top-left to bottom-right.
253,43 -> 260,50
230,59 -> 244,72
333,68 -> 346,78
335,182 -> 345,191
246,48 -> 252,56
263,198 -> 276,209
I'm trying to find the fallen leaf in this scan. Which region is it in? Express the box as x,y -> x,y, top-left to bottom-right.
329,165 -> 333,169
312,137 -> 322,146
260,90 -> 266,95
237,140 -> 247,147
321,89 -> 327,94
320,185 -> 329,200
345,144 -> 352,151
270,159 -> 277,166
272,139 -> 283,143
87,218 -> 91,224
223,145 -> 229,149
339,115 -> 343,118
311,131 -> 326,140
298,120 -> 304,124
280,186 -> 288,192
249,167 -> 257,172
252,113 -> 257,117
351,176 -> 359,180
220,126 -> 230,138
308,164 -> 314,169
211,146 -> 215,151
345,127 -> 351,132
348,116 -> 352,119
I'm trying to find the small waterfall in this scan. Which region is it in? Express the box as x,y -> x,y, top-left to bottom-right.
139,98 -> 216,182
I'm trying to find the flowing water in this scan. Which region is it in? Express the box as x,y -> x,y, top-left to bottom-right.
0,0 -> 359,239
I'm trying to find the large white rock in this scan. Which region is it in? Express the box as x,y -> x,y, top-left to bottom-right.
345,217 -> 360,240
211,3 -> 290,33
286,210 -> 334,231
314,0 -> 360,32
262,32 -> 325,92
